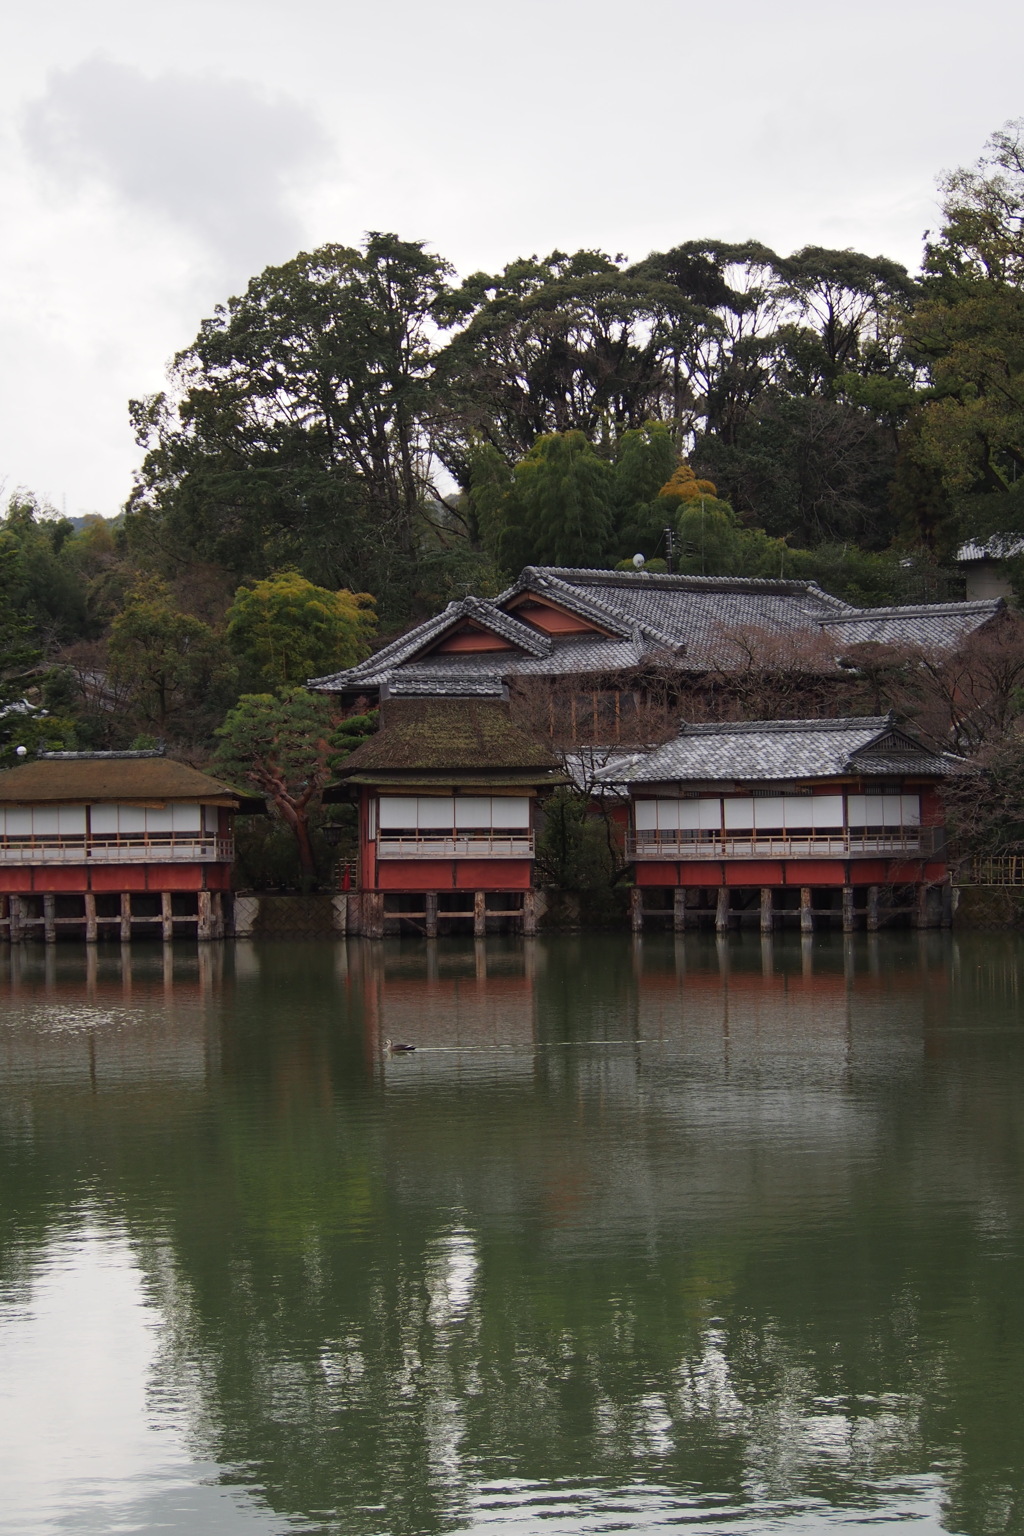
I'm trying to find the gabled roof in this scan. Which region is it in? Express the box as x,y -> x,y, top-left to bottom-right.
0,753 -> 247,804
604,716 -> 961,785
308,567 -> 1003,695
331,698 -> 564,782
958,535 -> 1024,562
827,600 -> 1004,650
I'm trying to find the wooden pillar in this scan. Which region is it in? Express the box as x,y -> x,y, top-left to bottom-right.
0,893 -> 7,943
10,894 -> 23,943
425,891 -> 438,938
197,889 -> 212,941
759,886 -> 773,934
211,890 -> 224,939
842,885 -> 855,934
84,892 -> 98,944
941,881 -> 953,928
473,890 -> 486,938
120,892 -> 131,942
715,885 -> 730,933
800,886 -> 813,935
161,890 -> 174,942
673,887 -> 687,932
43,893 -> 56,945
368,891 -> 385,940
630,886 -> 644,933
866,884 -> 880,932
521,889 -> 536,937
913,883 -> 928,930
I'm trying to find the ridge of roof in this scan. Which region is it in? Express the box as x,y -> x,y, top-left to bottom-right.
827,599 -> 1003,622
675,715 -> 895,736
523,569 -> 684,650
519,566 -> 851,602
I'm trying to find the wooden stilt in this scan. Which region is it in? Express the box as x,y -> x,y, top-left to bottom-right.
760,886 -> 773,934
10,895 -> 24,943
425,891 -> 438,938
43,893 -> 56,945
673,887 -> 687,932
800,886 -> 813,935
630,886 -> 644,933
867,884 -> 880,932
369,891 -> 385,939
120,892 -> 131,942
197,889 -> 212,941
85,892 -> 98,944
0,894 -> 7,943
473,890 -> 486,938
842,885 -> 854,933
161,890 -> 174,942
715,885 -> 730,933
522,889 -> 536,937
211,890 -> 224,939
913,883 -> 928,930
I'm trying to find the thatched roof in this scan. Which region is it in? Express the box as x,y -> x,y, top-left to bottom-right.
0,753 -> 250,805
332,698 -> 563,784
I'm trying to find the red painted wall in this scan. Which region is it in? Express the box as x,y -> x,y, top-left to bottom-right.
0,862 -> 230,895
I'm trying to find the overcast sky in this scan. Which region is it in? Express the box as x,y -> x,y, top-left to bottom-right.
1,0 -> 1021,518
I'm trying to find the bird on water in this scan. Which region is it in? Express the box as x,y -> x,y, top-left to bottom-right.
383,1038 -> 416,1053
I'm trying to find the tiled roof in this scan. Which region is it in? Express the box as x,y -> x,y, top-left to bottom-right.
826,601 -> 1003,649
604,716 -> 960,784
309,567 -> 1002,694
958,535 -> 1024,562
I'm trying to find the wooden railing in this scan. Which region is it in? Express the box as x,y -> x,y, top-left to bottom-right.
628,829 -> 939,860
0,836 -> 234,865
957,855 -> 1024,886
376,834 -> 534,860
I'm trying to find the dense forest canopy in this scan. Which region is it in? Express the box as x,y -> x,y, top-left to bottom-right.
4,122 -> 1024,879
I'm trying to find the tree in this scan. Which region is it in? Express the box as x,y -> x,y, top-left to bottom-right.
901,122 -> 1024,544
227,570 -> 376,690
108,578 -> 235,735
492,431 -> 616,571
127,234 -> 454,617
214,688 -> 340,884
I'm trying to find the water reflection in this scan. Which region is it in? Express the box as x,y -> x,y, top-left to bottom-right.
1,934 -> 1023,1534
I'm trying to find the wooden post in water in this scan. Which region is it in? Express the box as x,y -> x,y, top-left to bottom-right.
425,891 -> 438,938
630,887 -> 644,933
43,894 -> 56,945
913,883 -> 928,929
0,894 -> 7,943
10,895 -> 24,943
842,885 -> 855,933
473,890 -> 486,938
120,892 -> 131,942
521,889 -> 536,937
84,892 -> 98,944
197,890 -> 212,941
760,886 -> 773,934
161,891 -> 174,942
867,884 -> 880,932
800,886 -> 813,935
715,885 -> 730,933
673,887 -> 687,932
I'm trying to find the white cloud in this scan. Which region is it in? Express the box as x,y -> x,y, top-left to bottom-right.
22,58 -> 332,271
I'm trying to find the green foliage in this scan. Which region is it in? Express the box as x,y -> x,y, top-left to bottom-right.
108,577 -> 236,735
214,687 -> 341,885
127,234 -> 454,620
226,570 -> 376,690
496,431 -> 616,570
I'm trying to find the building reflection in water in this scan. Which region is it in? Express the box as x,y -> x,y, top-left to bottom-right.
0,932 -> 1021,1536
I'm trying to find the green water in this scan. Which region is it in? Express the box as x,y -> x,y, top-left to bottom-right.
1,933 -> 1023,1535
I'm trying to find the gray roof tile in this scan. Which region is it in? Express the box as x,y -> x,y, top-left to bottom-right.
606,716 -> 960,783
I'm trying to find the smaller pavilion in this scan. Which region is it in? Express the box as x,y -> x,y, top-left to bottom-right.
328,688 -> 565,936
605,715 -> 960,932
0,750 -> 256,943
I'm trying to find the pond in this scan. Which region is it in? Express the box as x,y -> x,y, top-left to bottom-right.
1,932 -> 1022,1535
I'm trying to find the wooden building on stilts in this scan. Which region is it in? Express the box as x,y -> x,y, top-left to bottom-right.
606,716 -> 961,933
0,751 -> 256,943
327,686 -> 565,937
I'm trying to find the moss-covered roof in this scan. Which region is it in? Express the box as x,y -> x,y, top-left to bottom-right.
0,754 -> 248,805
332,698 -> 562,780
